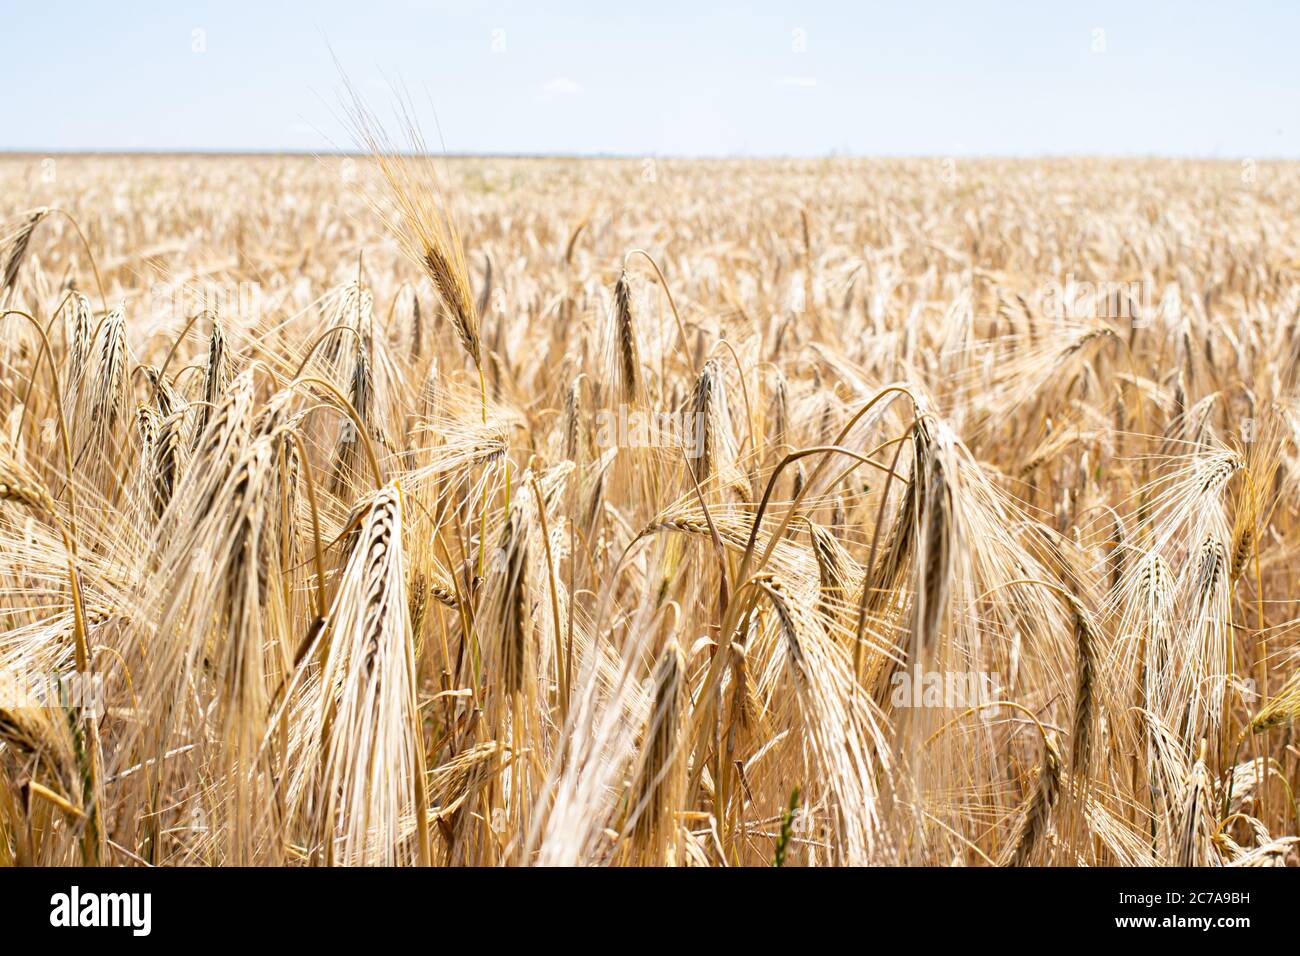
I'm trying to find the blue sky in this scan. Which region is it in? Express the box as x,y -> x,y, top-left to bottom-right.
3,1 -> 1297,156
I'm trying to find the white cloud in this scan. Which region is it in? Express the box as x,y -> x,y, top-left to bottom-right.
543,77 -> 583,96
778,75 -> 818,88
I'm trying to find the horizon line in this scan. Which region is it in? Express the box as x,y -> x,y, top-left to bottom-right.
1,148 -> 1296,163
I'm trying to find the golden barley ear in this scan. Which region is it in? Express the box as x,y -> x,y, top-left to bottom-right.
1250,669 -> 1300,734
0,702 -> 82,817
192,317 -> 231,449
1002,735 -> 1061,867
75,306 -> 128,494
1174,741 -> 1214,867
0,209 -> 47,300
0,455 -> 57,517
343,92 -> 482,371
805,516 -> 860,626
612,269 -> 643,405
1066,597 -> 1097,782
626,639 -> 687,860
312,483 -> 428,866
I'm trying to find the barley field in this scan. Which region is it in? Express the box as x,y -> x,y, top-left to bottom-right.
1,150 -> 1299,866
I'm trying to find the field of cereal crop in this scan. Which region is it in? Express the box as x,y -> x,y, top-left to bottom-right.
2,151 -> 1300,866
